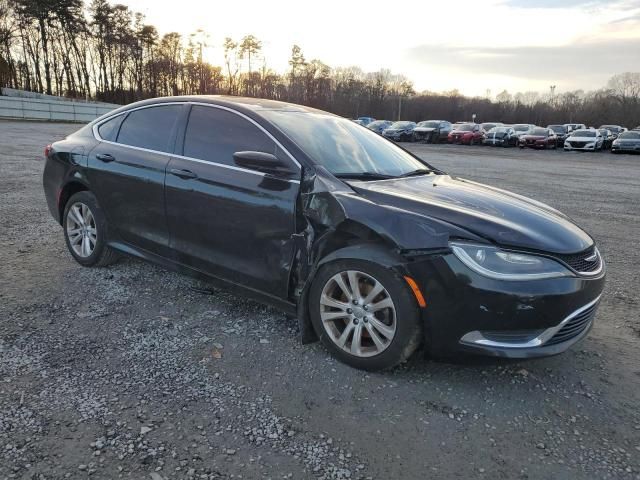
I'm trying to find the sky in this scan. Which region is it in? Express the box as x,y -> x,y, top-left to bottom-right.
119,0 -> 640,97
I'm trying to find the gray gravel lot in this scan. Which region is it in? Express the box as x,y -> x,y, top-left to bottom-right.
0,120 -> 639,480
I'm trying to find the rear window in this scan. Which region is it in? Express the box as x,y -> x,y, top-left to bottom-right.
117,105 -> 182,152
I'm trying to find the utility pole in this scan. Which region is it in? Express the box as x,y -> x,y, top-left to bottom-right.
549,85 -> 556,105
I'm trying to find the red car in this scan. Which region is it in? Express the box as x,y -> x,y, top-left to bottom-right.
518,128 -> 558,149
448,123 -> 483,145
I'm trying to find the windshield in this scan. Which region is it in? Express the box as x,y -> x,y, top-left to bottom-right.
481,123 -> 497,130
418,121 -> 440,128
488,127 -> 508,133
601,125 -> 620,133
390,121 -> 414,129
367,120 -> 388,128
513,124 -> 531,132
261,111 -> 430,176
571,130 -> 596,137
454,123 -> 474,132
619,131 -> 640,139
548,125 -> 565,133
531,128 -> 549,136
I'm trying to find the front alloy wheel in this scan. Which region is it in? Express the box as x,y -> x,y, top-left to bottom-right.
309,258 -> 422,371
319,270 -> 397,357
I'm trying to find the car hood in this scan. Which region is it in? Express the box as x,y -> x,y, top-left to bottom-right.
383,129 -> 405,134
348,174 -> 593,254
414,127 -> 436,132
568,136 -> 596,141
451,130 -> 472,135
486,131 -> 507,137
522,135 -> 547,140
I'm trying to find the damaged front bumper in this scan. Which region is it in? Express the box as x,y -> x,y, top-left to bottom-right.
403,252 -> 606,358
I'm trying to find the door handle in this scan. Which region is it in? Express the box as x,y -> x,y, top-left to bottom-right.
96,153 -> 115,162
169,168 -> 198,179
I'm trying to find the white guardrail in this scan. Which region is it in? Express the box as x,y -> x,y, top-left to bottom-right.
0,88 -> 119,122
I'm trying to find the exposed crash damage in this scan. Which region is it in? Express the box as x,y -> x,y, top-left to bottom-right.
292,165 -> 465,344
43,95 -> 606,370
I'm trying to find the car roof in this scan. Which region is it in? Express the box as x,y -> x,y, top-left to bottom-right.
95,95 -> 334,122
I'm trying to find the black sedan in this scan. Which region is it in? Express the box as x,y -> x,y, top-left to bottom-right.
548,124 -> 569,147
43,96 -> 605,370
611,131 -> 640,154
482,126 -> 516,146
382,121 -> 416,142
366,120 -> 393,135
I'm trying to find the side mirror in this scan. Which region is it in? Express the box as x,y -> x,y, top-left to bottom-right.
233,151 -> 296,178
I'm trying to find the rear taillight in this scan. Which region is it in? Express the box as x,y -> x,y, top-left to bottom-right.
44,144 -> 52,158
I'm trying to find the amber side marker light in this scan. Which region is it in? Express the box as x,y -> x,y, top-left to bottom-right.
404,276 -> 427,308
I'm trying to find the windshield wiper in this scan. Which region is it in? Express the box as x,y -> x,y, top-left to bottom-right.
334,172 -> 396,181
397,168 -> 434,178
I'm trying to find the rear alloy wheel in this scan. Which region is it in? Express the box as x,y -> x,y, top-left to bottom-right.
310,259 -> 421,370
63,191 -> 119,267
66,202 -> 97,258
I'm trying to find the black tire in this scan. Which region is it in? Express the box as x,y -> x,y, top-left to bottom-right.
62,191 -> 119,267
309,258 -> 422,371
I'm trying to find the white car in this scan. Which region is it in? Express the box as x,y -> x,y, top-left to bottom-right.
564,129 -> 604,151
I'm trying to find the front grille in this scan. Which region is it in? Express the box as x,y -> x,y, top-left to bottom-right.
553,246 -> 602,274
569,141 -> 587,148
545,301 -> 598,346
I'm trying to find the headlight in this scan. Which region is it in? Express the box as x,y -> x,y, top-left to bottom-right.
450,242 -> 571,280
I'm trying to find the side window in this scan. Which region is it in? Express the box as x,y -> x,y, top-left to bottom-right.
97,114 -> 124,142
183,105 -> 276,166
116,105 -> 181,153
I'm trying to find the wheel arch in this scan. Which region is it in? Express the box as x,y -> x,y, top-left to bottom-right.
58,180 -> 90,225
296,221 -> 407,345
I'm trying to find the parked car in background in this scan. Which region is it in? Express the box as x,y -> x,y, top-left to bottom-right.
598,129 -> 615,149
352,119 -> 366,126
548,125 -> 569,147
512,124 -> 536,139
564,129 -> 604,151
382,121 -> 417,142
480,122 -> 503,133
519,127 -> 558,149
413,120 -> 452,143
599,125 -> 626,139
366,120 -> 393,135
358,116 -> 375,126
448,123 -> 482,145
611,130 -> 640,154
482,126 -> 517,147
564,123 -> 586,133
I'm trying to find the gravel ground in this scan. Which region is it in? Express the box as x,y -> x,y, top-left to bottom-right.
0,120 -> 639,480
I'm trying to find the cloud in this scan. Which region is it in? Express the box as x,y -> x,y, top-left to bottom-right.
404,37 -> 640,90
501,0 -> 601,8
